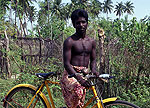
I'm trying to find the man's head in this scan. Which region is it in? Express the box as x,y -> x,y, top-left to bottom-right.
71,9 -> 88,27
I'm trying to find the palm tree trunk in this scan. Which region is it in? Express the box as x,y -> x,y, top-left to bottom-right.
31,21 -> 33,31
18,14 -> 26,37
15,0 -> 18,29
24,15 -> 28,35
9,0 -> 13,23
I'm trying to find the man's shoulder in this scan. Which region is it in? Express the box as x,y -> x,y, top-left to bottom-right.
86,36 -> 96,47
86,36 -> 95,42
64,36 -> 74,45
64,36 -> 73,42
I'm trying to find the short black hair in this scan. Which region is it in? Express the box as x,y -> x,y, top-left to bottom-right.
71,9 -> 88,27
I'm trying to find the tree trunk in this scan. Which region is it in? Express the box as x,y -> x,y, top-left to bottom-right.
98,28 -> 106,74
98,28 -> 106,98
23,16 -> 28,35
9,0 -> 13,23
4,30 -> 11,78
136,64 -> 144,84
15,0 -> 18,28
19,15 -> 26,37
0,42 -> 4,78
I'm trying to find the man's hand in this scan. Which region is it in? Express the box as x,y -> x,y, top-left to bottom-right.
78,78 -> 91,88
76,74 -> 91,88
92,71 -> 99,77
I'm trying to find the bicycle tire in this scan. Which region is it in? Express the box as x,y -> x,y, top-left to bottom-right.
104,100 -> 140,108
4,85 -> 47,108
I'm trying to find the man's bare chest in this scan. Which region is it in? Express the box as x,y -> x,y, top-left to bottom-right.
71,40 -> 92,55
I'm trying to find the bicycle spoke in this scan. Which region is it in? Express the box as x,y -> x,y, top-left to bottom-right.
4,87 -> 47,108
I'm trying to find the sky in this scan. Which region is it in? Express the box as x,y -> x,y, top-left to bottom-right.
62,0 -> 150,21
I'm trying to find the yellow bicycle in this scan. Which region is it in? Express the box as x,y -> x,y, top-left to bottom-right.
3,72 -> 140,108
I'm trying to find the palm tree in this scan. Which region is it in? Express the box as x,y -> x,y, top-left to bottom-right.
114,2 -> 125,19
28,6 -> 36,31
61,3 -> 71,21
103,0 -> 113,19
10,0 -> 36,36
38,0 -> 52,24
90,0 -> 103,18
61,0 -> 86,21
78,0 -> 89,10
124,1 -> 134,15
0,0 -> 10,17
18,0 -> 37,35
51,0 -> 64,19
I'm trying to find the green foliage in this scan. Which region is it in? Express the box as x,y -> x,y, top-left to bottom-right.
63,26 -> 75,39
0,16 -> 16,38
0,0 -> 149,107
97,16 -> 150,108
37,16 -> 65,40
14,57 -> 63,85
114,79 -> 150,107
50,84 -> 66,107
13,57 -> 65,107
0,78 -> 16,105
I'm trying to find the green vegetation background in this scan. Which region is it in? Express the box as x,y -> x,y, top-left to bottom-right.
0,0 -> 150,107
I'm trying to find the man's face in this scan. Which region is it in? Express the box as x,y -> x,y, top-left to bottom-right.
74,17 -> 88,35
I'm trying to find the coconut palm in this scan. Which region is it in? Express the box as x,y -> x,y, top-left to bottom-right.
124,1 -> 134,15
51,0 -> 64,19
38,0 -> 52,24
10,0 -> 36,36
90,0 -> 103,18
62,0 -> 87,21
0,0 -> 10,15
114,1 -> 125,19
70,0 -> 88,10
103,0 -> 113,19
27,6 -> 36,31
60,3 -> 73,21
78,0 -> 89,9
63,0 -> 76,20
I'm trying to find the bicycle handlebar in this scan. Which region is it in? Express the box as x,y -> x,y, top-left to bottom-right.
68,73 -> 115,82
35,72 -> 114,83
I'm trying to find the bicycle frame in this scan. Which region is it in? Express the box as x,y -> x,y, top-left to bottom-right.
27,80 -> 60,108
26,80 -> 117,108
4,73 -> 140,108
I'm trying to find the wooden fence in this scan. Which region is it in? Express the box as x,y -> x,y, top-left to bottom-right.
0,37 -> 63,78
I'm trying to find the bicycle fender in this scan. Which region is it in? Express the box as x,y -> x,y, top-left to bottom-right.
102,97 -> 118,103
4,84 -> 51,108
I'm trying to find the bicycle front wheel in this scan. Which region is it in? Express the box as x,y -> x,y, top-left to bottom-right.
104,100 -> 140,108
4,84 -> 47,108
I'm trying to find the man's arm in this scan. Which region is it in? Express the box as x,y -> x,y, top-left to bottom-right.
90,40 -> 98,76
63,38 -> 76,75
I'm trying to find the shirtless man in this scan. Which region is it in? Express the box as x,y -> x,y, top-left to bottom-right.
61,9 -> 98,108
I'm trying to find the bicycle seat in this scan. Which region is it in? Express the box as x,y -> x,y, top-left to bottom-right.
35,72 -> 56,79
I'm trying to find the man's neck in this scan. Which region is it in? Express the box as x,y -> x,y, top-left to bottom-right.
76,32 -> 86,39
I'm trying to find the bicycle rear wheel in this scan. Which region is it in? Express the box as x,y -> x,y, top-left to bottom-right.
4,85 -> 47,108
104,100 -> 140,108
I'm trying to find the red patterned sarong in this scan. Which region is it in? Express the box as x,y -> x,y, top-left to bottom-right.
60,66 -> 88,108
